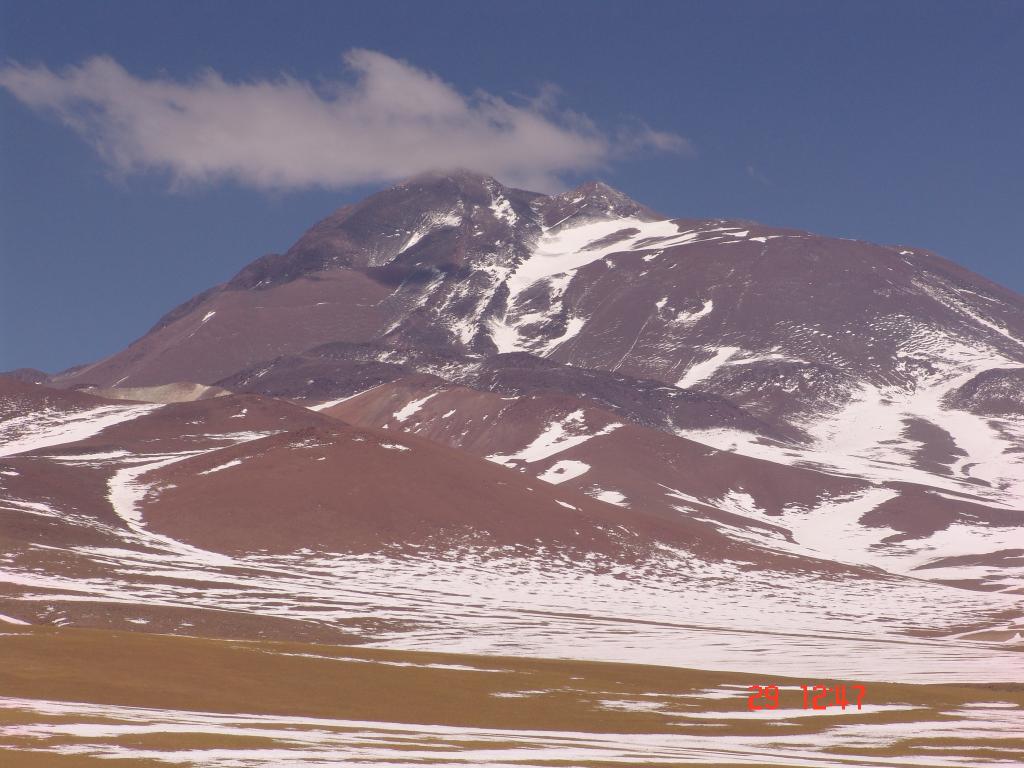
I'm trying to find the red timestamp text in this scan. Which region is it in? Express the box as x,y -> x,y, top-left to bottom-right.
747,683 -> 866,711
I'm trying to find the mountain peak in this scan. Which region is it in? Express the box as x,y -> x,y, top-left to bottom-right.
386,173 -> 652,218
538,179 -> 662,227
381,169 -> 550,214
569,179 -> 624,196
399,168 -> 502,192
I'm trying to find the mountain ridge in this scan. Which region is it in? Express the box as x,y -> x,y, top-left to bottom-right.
46,172 -> 1023,426
3,171 -> 1022,694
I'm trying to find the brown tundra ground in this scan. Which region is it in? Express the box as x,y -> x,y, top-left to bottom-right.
0,625 -> 1021,767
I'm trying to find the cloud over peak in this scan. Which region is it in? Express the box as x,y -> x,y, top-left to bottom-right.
0,50 -> 689,192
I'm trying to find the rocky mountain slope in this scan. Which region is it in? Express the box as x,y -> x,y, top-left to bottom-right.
52,171 -> 1024,424
3,171 -> 1022,683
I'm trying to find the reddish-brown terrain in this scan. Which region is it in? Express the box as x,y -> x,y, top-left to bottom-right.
2,172 -> 1022,684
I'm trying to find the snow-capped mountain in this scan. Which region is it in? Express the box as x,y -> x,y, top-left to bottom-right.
53,171 -> 1024,419
3,171 -> 1023,683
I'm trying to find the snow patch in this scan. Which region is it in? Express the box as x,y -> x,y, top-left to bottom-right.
487,413 -> 621,467
310,384 -> 386,412
538,459 -> 591,485
676,347 -> 738,389
0,404 -> 160,458
673,299 -> 714,326
591,489 -> 627,506
398,211 -> 462,254
198,458 -> 244,476
393,392 -> 439,422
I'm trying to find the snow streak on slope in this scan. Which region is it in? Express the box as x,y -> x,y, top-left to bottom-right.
0,404 -> 160,458
677,485 -> 1024,595
804,333 -> 1022,493
1,397 -> 1021,682
537,459 -> 590,484
680,326 -> 1024,500
5,695 -> 1022,767
330,371 -> 1022,592
393,392 -> 438,421
311,384 -> 388,411
489,217 -> 758,354
676,346 -> 739,389
487,410 -> 621,467
666,333 -> 1024,591
398,210 -> 463,255
2,538 -> 1022,681
913,276 -> 1024,351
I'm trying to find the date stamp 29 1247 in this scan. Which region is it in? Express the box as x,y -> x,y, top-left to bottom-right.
747,684 -> 866,711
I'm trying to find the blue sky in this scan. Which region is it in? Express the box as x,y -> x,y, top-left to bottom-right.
1,0 -> 1022,373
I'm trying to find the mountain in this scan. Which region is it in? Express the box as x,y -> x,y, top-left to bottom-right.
52,171 -> 1024,420
50,171 -> 1024,442
3,171 -> 1023,685
43,171 -> 1024,580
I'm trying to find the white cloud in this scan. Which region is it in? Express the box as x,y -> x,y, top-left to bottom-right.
0,50 -> 688,192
